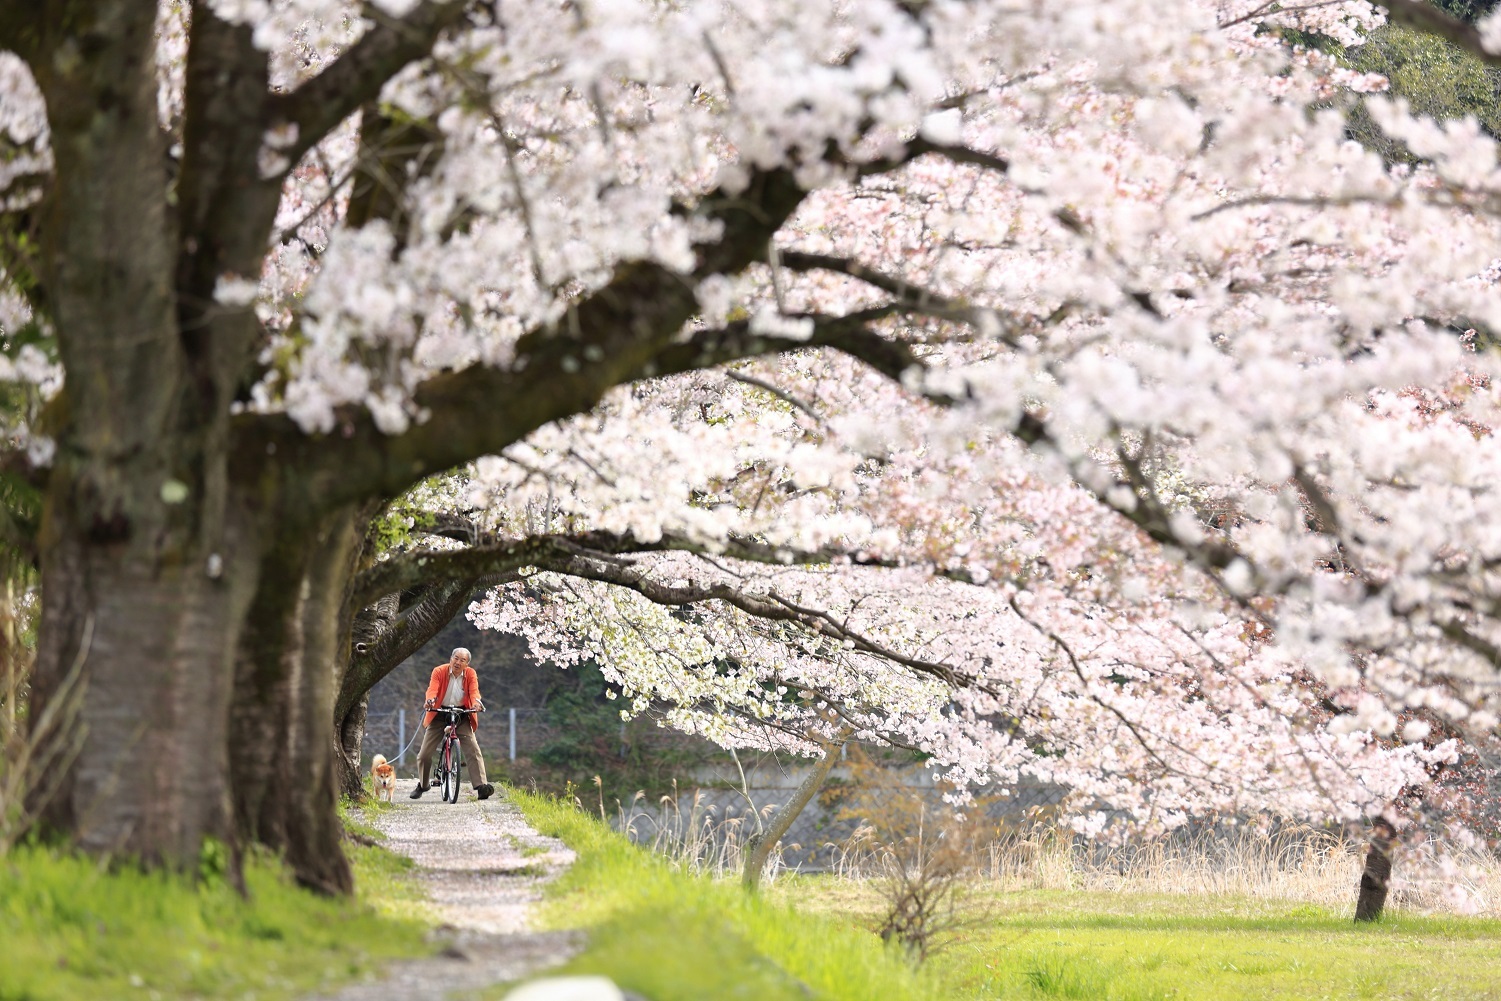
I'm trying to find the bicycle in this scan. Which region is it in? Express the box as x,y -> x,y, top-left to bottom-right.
430,706 -> 482,804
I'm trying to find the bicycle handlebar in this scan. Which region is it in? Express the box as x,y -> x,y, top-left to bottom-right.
425,705 -> 484,713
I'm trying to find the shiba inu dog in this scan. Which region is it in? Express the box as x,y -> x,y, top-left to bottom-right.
371,754 -> 397,803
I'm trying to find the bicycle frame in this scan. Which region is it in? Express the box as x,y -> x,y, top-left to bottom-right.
431,707 -> 479,804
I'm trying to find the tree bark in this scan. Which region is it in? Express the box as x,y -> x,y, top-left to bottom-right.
24,3 -> 282,875
336,692 -> 373,802
231,507 -> 369,894
30,515 -> 262,866
1354,818 -> 1397,922
334,593 -> 399,800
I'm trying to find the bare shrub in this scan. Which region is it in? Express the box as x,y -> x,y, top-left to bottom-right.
869,806 -> 990,961
831,748 -> 997,960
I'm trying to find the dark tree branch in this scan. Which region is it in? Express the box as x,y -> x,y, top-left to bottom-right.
241,140 -> 1018,514
1438,618 -> 1501,668
271,1 -> 473,162
852,137 -> 1012,179
353,539 -> 561,609
335,576 -> 484,724
778,251 -> 1027,343
725,371 -> 822,420
0,6 -> 43,60
174,7 -> 285,405
240,165 -> 808,509
352,528 -> 897,609
654,312 -> 954,401
421,512 -> 484,544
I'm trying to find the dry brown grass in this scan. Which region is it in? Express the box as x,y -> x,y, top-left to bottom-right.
608,747 -> 1501,919
972,822 -> 1501,916
620,783 -> 1501,918
0,584 -> 84,854
613,783 -> 772,878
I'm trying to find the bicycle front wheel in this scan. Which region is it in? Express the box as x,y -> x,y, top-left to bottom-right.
440,740 -> 456,803
446,740 -> 463,804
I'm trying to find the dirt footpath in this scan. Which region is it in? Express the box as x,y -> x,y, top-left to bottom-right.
305,789 -> 581,1001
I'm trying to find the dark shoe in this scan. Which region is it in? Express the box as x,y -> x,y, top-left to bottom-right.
475,783 -> 494,800
408,784 -> 427,799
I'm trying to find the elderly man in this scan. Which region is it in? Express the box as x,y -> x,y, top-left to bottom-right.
409,647 -> 495,800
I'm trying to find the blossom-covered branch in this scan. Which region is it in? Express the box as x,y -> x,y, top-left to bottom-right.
270,1 -> 473,166
523,554 -> 980,691
351,527 -> 896,609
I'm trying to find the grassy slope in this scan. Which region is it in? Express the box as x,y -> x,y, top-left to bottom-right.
506,788 -> 947,1001
771,879 -> 1501,1001
0,801 -> 430,1001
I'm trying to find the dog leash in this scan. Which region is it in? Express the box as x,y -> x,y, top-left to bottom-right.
382,703 -> 475,771
387,723 -> 423,766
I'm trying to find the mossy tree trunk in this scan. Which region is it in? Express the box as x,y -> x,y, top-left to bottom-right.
25,3 -> 282,869
230,505 -> 374,893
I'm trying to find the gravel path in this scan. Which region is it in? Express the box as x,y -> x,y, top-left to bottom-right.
305,786 -> 582,1001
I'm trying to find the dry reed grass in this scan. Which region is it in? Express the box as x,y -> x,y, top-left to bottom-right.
971,823 -> 1501,916
0,584 -> 84,854
612,782 -> 782,880
608,780 -> 1501,917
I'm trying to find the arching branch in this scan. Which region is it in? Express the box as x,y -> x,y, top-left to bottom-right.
335,576 -> 494,725
240,165 -> 809,510
529,553 -> 985,691
654,313 -> 953,400
244,136 -> 1024,514
778,251 -> 1027,341
0,7 -> 43,60
351,528 -> 897,610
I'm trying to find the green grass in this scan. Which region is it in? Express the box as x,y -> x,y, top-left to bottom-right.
0,806 -> 431,1001
504,788 -> 947,1001
771,880 -> 1501,1001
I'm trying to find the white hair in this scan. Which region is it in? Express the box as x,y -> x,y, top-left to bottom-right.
451,647 -> 471,662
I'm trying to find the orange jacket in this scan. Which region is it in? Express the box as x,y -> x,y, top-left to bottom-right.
424,663 -> 482,732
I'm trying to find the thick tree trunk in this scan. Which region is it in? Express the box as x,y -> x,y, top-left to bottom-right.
25,3 -> 285,878
331,593 -> 395,801
230,543 -> 306,865
1354,819 -> 1397,922
31,524 -> 262,866
13,0 -> 818,891
231,508 -> 368,894
336,692 -> 372,801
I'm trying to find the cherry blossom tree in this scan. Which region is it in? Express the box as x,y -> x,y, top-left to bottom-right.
4,0 -> 1501,898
